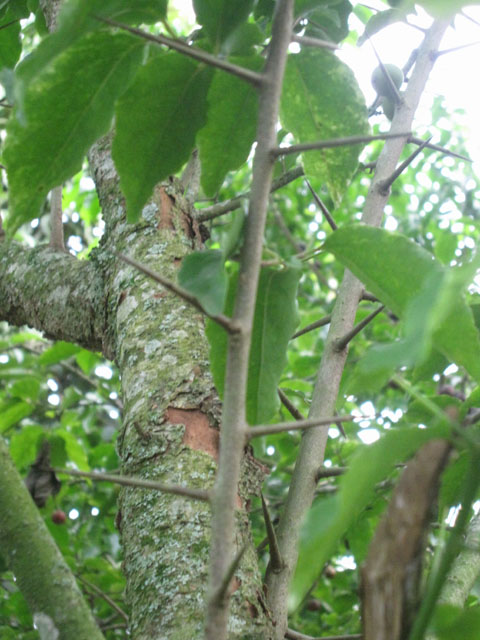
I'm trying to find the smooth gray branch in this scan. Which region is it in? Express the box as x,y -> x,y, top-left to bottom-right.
247,415 -> 354,439
272,132 -> 412,157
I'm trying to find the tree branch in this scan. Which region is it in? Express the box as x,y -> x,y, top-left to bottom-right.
408,135 -> 471,162
333,305 -> 385,352
205,3 -> 295,638
305,179 -> 337,230
94,17 -> 264,87
116,252 -> 239,333
247,415 -> 354,440
278,388 -> 305,420
291,315 -> 331,339
377,137 -> 432,195
262,493 -> 284,572
291,34 -> 337,50
265,19 -> 451,639
54,467 -> 210,501
271,132 -> 412,157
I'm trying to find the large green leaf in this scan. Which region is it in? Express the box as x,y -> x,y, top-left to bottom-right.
192,0 -> 254,50
16,0 -> 166,100
419,0 -> 480,16
290,424 -> 449,608
206,266 -> 301,424
178,250 -> 227,316
280,49 -> 368,205
0,399 -> 33,433
324,226 -> 480,382
4,32 -> 144,231
112,52 -> 213,222
0,8 -> 21,68
198,56 -> 262,197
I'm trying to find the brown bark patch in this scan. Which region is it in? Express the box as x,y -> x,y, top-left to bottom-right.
167,407 -> 219,460
154,185 -> 175,230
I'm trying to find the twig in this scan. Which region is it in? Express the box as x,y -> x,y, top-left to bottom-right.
116,252 -> 238,333
291,34 -> 337,50
291,315 -> 331,340
315,466 -> 347,481
49,185 -> 65,252
262,493 -> 284,572
272,132 -> 412,157
77,575 -> 129,622
377,137 -> 432,194
333,305 -> 385,352
197,166 -> 304,222
94,17 -> 264,87
54,468 -> 210,501
246,415 -> 354,440
408,135 -> 471,162
305,180 -> 337,231
285,630 -> 362,640
278,388 -> 305,420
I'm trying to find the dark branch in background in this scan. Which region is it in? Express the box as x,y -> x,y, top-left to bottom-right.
315,466 -> 347,481
197,165 -> 305,222
408,135 -> 471,162
305,179 -> 337,230
334,305 -> 385,352
246,415 -> 354,439
77,575 -> 129,622
377,137 -> 432,195
262,493 -> 284,572
278,388 -> 305,420
291,315 -> 331,340
94,16 -> 264,87
291,33 -> 337,50
271,132 -> 412,157
54,468 -> 210,501
116,252 -> 238,333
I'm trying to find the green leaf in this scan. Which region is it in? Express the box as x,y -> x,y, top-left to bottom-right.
38,341 -> 82,365
219,209 -> 245,259
291,424 -> 449,608
280,49 -> 368,205
0,9 -> 21,69
206,265 -> 301,424
56,428 -> 90,471
113,52 -> 213,222
10,377 -> 41,402
0,400 -> 33,433
198,56 -> 262,197
357,8 -> 406,46
178,250 -> 227,316
192,0 -> 254,50
15,0 -> 166,99
9,425 -> 45,469
323,226 -> 480,381
432,604 -> 480,640
303,1 -> 353,43
4,32 -> 145,231
419,0 -> 477,16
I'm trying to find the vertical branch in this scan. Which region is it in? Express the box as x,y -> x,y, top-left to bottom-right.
204,2 -> 294,638
264,18 -> 451,639
49,185 -> 65,251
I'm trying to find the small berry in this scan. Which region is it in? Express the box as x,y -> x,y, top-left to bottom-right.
51,509 -> 67,525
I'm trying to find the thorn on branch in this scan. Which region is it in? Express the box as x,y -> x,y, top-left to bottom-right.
93,16 -> 264,87
262,493 -> 284,573
278,388 -> 305,420
54,467 -> 210,501
377,138 -> 432,195
370,41 -> 403,105
116,252 -> 239,334
291,315 -> 331,340
209,543 -> 248,606
291,33 -> 338,50
305,179 -> 337,231
408,136 -> 471,162
333,305 -> 385,352
246,415 -> 354,440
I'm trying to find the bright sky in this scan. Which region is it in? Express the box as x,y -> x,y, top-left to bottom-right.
172,1 -> 480,169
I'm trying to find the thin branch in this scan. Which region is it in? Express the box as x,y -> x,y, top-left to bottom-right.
54,468 -> 210,502
291,33 -> 337,50
94,16 -> 264,87
334,305 -> 385,352
77,575 -> 129,622
291,315 -> 331,340
305,179 -> 337,230
315,466 -> 347,481
377,137 -> 432,194
197,166 -> 304,222
272,132 -> 412,157
209,543 -> 247,606
278,388 -> 305,420
262,493 -> 284,572
246,415 -> 354,440
116,252 -> 238,333
408,135 -> 471,162
285,631 -> 362,640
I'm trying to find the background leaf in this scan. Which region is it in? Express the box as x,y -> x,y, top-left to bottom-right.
178,250 -> 227,316
193,0 -> 255,50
